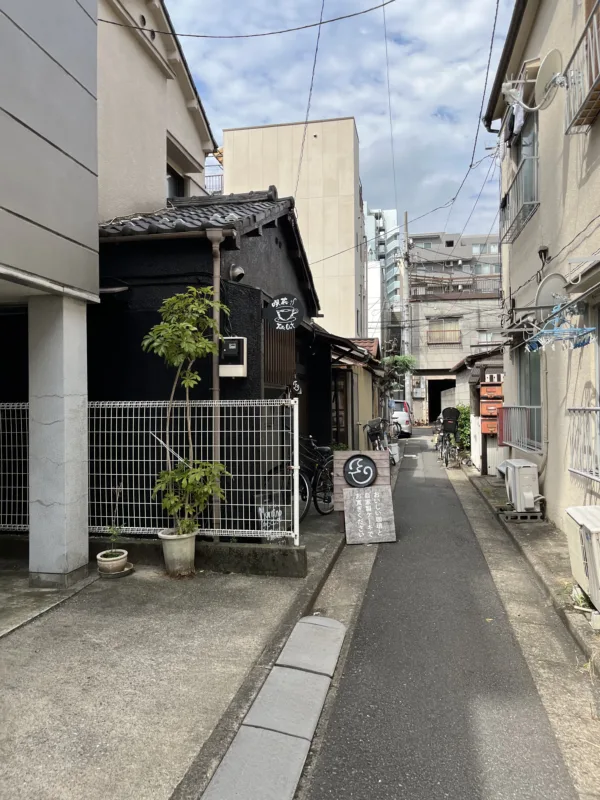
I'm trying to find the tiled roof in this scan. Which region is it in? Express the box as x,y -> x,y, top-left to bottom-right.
351,338 -> 380,358
99,187 -> 293,238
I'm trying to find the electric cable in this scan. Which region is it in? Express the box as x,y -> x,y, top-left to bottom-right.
98,0 -> 397,40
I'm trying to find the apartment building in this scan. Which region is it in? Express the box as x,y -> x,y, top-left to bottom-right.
0,0 -> 98,587
223,118 -> 367,338
484,0 -> 600,533
408,231 -> 502,422
364,205 -> 402,349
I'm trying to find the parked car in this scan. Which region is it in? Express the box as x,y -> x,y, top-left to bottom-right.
391,400 -> 413,438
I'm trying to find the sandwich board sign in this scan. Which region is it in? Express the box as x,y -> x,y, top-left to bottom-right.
333,450 -> 396,545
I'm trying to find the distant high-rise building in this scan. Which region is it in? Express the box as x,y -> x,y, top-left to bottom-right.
364,205 -> 401,350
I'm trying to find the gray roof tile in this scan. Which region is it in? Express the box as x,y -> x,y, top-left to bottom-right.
99,188 -> 293,238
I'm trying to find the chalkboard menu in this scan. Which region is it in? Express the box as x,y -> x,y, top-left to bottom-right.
343,486 -> 396,544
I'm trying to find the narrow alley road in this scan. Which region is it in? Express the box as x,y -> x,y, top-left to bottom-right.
302,430 -> 577,800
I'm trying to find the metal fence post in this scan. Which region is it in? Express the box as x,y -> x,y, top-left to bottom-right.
292,398 -> 300,546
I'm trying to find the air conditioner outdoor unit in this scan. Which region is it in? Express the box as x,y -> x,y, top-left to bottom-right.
565,506 -> 600,602
504,459 -> 540,512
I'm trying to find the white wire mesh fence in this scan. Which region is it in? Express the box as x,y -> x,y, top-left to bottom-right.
0,400 -> 299,544
0,404 -> 28,531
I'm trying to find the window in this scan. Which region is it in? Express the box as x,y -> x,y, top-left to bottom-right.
445,240 -> 454,248
472,243 -> 487,255
427,317 -> 461,345
477,331 -> 495,343
518,348 -> 541,407
416,241 -> 432,249
166,164 -> 185,198
489,243 -> 499,254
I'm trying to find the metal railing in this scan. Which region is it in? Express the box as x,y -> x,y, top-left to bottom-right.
427,329 -> 461,345
411,276 -> 501,297
565,0 -> 600,134
568,407 -> 600,481
0,400 -> 300,544
500,405 -> 543,453
205,173 -> 223,194
500,157 -> 539,244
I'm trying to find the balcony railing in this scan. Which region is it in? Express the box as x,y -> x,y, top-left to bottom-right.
565,0 -> 600,134
568,407 -> 600,481
500,157 -> 539,244
500,405 -> 543,453
427,329 -> 461,345
205,173 -> 223,194
410,276 -> 501,297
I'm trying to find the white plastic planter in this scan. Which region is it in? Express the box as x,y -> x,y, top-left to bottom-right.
158,530 -> 196,576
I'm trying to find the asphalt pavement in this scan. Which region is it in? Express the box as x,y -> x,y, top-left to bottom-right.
302,430 -> 578,800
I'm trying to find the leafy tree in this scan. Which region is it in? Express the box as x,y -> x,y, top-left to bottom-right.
142,286 -> 230,534
379,354 -> 417,397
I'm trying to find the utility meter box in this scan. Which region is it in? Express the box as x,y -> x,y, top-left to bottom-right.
219,337 -> 247,378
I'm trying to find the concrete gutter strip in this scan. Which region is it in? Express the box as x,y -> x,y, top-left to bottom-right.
201,617 -> 346,800
464,469 -> 600,675
169,532 -> 345,800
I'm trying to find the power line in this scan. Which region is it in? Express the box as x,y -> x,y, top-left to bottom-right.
98,0 -> 397,40
447,156 -> 497,260
382,1 -> 399,219
295,0 -> 326,199
442,0 -> 501,232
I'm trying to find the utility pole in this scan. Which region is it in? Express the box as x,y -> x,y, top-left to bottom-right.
403,211 -> 413,409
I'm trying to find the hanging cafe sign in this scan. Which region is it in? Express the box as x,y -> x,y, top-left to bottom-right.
524,301 -> 596,353
264,294 -> 305,331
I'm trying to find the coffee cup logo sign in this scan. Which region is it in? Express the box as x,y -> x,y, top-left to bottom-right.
264,294 -> 305,331
343,456 -> 378,488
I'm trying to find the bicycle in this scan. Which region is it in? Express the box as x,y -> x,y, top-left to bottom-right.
263,434 -> 334,525
363,418 -> 396,467
438,408 -> 461,468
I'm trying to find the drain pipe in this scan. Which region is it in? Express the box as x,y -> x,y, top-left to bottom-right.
538,349 -> 550,486
207,229 -> 225,528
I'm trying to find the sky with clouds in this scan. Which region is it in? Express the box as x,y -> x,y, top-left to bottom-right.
165,0 -> 515,236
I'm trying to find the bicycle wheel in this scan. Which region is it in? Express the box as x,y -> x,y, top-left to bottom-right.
444,443 -> 450,468
313,458 -> 334,515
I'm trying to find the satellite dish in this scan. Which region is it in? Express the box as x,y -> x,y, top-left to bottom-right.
535,272 -> 568,316
534,50 -> 563,110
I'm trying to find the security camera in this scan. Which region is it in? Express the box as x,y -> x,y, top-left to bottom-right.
229,264 -> 245,282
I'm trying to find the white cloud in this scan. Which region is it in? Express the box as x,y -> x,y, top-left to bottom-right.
165,0 -> 514,235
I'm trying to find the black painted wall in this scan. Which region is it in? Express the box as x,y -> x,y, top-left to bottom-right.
89,237 -> 264,401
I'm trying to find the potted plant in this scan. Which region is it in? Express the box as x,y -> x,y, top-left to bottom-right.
142,286 -> 229,577
97,525 -> 128,574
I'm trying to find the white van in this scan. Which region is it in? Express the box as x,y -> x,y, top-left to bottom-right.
391,400 -> 413,438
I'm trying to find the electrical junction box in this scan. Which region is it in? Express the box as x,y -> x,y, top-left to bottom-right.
219,337 -> 247,378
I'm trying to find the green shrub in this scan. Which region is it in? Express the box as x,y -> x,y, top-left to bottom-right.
457,404 -> 471,451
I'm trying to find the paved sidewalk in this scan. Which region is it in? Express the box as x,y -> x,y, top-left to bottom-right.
0,524 -> 341,800
466,471 -> 600,675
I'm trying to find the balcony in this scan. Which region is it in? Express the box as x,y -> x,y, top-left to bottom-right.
205,173 -> 223,194
500,405 -> 543,453
410,275 -> 501,298
427,329 -> 461,346
565,1 -> 600,134
500,157 -> 539,244
568,407 -> 600,481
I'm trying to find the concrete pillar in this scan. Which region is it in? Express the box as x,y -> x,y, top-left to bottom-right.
28,296 -> 88,588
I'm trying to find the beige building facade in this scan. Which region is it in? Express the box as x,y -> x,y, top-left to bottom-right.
484,0 -> 600,532
407,231 -> 502,422
223,118 -> 367,338
98,0 -> 216,219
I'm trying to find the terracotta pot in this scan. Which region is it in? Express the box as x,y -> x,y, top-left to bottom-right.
158,530 -> 196,576
97,549 -> 128,574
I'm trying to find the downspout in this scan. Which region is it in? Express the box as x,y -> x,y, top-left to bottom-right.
207,229 -> 225,529
538,349 -> 550,485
